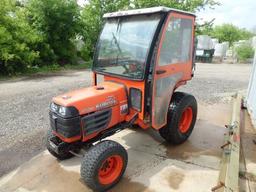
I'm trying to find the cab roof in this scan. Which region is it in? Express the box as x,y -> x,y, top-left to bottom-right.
103,6 -> 195,18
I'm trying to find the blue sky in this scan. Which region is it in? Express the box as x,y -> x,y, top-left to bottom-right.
197,0 -> 256,30
78,0 -> 256,30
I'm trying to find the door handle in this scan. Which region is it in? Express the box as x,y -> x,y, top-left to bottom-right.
156,69 -> 166,75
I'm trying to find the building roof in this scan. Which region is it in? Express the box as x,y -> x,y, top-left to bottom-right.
103,6 -> 195,18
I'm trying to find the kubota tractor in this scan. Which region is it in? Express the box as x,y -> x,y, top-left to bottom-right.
46,6 -> 197,191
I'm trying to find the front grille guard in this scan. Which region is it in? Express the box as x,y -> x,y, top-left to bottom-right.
81,108 -> 112,135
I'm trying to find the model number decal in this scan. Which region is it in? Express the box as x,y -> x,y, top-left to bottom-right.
96,96 -> 117,110
120,104 -> 128,114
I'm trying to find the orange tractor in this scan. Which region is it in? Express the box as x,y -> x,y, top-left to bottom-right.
47,6 -> 197,191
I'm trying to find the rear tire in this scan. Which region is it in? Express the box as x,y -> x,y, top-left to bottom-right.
159,92 -> 197,145
46,129 -> 73,160
80,140 -> 128,192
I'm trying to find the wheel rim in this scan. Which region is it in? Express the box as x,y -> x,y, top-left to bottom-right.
98,155 -> 123,185
179,107 -> 193,133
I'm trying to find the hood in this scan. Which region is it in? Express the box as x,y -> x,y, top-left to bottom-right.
53,81 -> 127,115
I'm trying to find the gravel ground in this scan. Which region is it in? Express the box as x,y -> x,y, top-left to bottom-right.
179,63 -> 251,104
0,63 -> 252,177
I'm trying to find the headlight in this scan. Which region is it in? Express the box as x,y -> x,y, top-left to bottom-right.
50,102 -> 58,112
50,102 -> 79,118
59,106 -> 67,116
130,88 -> 142,112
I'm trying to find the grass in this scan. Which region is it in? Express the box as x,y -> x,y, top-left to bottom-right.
235,44 -> 255,62
26,61 -> 92,74
0,61 -> 92,81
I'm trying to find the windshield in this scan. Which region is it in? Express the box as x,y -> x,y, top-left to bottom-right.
93,14 -> 161,80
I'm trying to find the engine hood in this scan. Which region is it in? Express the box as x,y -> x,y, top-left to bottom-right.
53,81 -> 127,115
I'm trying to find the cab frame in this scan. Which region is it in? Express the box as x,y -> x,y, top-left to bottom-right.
92,7 -> 196,130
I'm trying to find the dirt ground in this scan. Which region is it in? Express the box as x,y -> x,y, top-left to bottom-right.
0,63 -> 254,191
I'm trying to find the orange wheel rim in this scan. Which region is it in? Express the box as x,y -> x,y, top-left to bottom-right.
98,155 -> 123,185
179,107 -> 193,133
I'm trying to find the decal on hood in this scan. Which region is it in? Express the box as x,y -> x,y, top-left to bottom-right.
96,96 -> 118,110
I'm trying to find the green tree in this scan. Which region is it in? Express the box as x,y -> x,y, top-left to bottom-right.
196,19 -> 215,35
80,0 -> 129,59
80,0 -> 219,60
132,0 -> 218,11
239,28 -> 254,40
210,24 -> 254,45
26,0 -> 81,65
0,0 -> 41,75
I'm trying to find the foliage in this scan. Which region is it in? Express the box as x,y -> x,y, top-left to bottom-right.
26,61 -> 92,74
196,19 -> 215,35
80,0 -> 130,59
26,0 -> 81,65
132,0 -> 219,11
207,24 -> 254,45
235,44 -> 254,62
0,0 -> 42,75
0,0 -> 81,75
0,0 -> 219,75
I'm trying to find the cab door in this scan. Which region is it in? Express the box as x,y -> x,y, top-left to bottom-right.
151,12 -> 195,129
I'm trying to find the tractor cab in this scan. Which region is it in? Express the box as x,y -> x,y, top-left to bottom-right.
47,7 -> 197,192
93,7 -> 196,129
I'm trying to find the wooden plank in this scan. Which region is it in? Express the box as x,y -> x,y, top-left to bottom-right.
212,94 -> 242,192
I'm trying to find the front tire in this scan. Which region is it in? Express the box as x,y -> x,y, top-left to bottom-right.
159,92 -> 197,145
80,140 -> 128,192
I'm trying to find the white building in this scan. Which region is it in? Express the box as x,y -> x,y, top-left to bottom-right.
247,51 -> 256,128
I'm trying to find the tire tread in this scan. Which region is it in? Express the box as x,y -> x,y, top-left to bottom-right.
81,140 -> 127,192
159,92 -> 197,144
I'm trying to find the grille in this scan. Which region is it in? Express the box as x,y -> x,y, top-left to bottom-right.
81,109 -> 112,135
49,112 -> 81,138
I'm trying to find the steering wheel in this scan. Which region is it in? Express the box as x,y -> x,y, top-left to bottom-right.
120,60 -> 144,74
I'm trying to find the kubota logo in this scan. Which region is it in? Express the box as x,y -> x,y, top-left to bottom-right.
96,96 -> 117,110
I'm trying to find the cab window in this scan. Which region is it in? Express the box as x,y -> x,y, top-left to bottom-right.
159,17 -> 193,66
